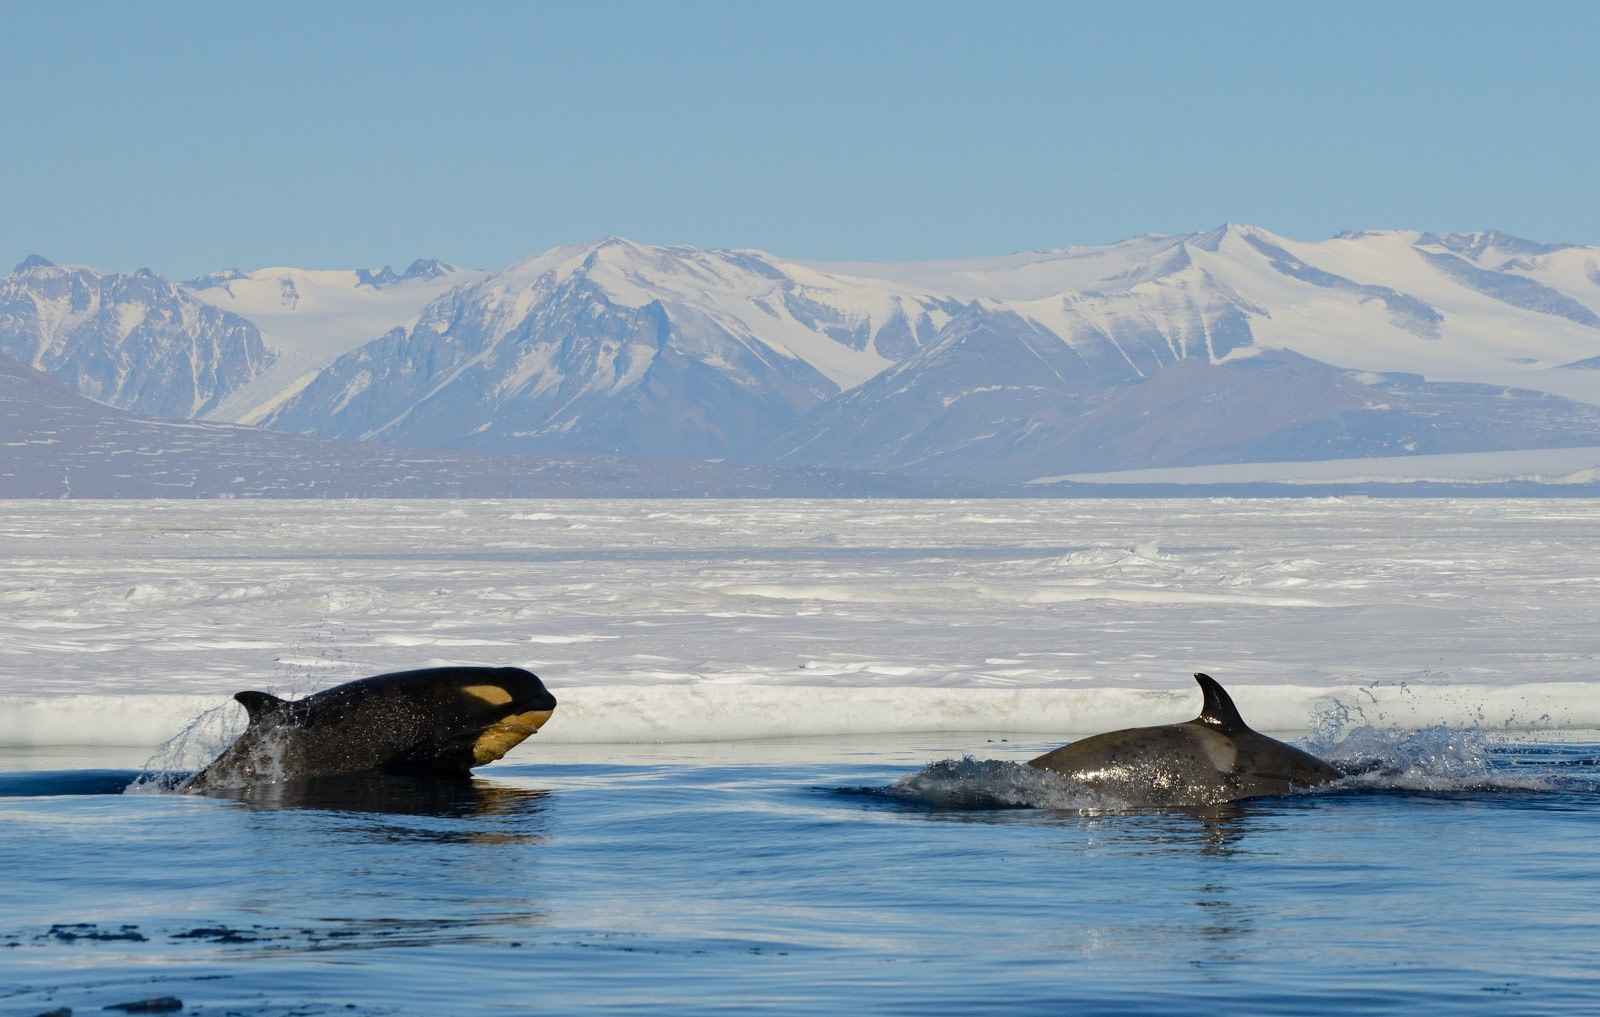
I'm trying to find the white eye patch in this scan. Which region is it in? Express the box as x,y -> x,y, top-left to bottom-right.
462,684 -> 513,706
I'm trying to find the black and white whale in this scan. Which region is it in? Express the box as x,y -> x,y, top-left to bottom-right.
182,666 -> 557,793
1028,673 -> 1341,805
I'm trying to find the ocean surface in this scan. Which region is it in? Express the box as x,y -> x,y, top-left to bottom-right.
3,734 -> 1599,1017
3,499 -> 1600,1013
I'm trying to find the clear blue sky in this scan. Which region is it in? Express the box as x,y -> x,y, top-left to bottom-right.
3,1 -> 1595,279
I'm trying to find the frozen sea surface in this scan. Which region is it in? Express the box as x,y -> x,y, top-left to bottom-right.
3,499 -> 1600,1014
3,498 -> 1600,750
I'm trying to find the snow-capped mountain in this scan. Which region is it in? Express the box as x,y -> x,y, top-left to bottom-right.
766,225 -> 1600,479
803,225 -> 1600,389
0,255 -> 472,426
182,258 -> 482,423
257,226 -> 1600,478
261,237 -> 962,458
10,224 -> 1600,488
0,256 -> 274,420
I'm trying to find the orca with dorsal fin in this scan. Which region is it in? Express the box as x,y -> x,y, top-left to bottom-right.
181,666 -> 557,793
1027,672 -> 1341,805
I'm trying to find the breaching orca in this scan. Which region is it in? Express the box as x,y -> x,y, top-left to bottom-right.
1027,673 -> 1340,805
182,665 -> 557,792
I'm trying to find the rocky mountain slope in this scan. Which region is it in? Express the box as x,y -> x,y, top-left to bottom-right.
0,257 -> 273,419
0,351 -> 987,497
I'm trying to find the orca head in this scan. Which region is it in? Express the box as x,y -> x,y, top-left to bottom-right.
448,666 -> 558,765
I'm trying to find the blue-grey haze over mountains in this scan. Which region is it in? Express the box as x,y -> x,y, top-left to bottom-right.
5,224 -> 1600,496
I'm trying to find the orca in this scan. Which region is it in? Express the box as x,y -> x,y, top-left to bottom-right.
1027,673 -> 1340,805
182,665 -> 556,792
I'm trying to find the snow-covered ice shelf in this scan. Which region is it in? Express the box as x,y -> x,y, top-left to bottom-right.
2,498 -> 1597,749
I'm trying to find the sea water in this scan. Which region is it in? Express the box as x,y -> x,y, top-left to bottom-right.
2,733 -> 1598,1017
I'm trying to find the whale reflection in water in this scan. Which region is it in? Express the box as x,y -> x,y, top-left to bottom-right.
200,770 -> 551,819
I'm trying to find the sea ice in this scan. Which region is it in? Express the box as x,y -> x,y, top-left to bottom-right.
1,498 -> 1597,751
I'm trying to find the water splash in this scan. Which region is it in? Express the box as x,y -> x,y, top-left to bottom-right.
1309,723 -> 1597,794
1302,685 -> 1598,794
879,756 -> 1124,812
125,700 -> 248,794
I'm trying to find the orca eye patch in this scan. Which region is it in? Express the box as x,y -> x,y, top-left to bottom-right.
461,685 -> 513,706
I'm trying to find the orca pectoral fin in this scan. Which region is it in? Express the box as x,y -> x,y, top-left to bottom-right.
1193,673 -> 1249,733
234,690 -> 289,725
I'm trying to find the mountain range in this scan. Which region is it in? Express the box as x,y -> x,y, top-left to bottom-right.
5,224 -> 1600,493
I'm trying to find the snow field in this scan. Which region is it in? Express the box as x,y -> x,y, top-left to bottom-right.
1042,445 -> 1600,486
2,498 -> 1598,751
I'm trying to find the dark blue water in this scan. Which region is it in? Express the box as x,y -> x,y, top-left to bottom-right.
2,738 -> 1598,1017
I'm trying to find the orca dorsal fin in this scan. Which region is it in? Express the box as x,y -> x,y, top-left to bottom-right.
234,690 -> 288,724
1193,673 -> 1248,733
